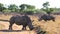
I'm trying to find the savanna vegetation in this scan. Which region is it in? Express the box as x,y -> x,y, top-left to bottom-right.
0,2 -> 60,15
0,1 -> 60,34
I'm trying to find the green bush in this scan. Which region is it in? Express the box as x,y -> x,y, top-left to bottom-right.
19,9 -> 35,15
3,9 -> 11,13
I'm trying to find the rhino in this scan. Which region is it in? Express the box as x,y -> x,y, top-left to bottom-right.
9,15 -> 34,30
38,14 -> 55,22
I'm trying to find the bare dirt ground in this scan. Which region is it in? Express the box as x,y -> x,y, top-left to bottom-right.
0,14 -> 60,34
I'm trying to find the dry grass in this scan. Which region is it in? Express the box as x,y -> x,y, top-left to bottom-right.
30,15 -> 60,34
0,14 -> 60,34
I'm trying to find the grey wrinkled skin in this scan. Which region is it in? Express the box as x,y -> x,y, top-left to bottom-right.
9,15 -> 34,30
38,14 -> 55,22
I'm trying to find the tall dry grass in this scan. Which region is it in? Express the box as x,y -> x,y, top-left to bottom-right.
0,14 -> 60,34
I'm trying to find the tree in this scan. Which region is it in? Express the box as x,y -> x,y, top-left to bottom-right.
43,2 -> 50,8
0,3 -> 6,12
19,4 -> 27,11
26,5 -> 35,9
8,4 -> 18,12
42,2 -> 54,14
19,4 -> 35,11
19,4 -> 35,14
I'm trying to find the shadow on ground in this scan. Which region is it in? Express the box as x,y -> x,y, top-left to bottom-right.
0,30 -> 30,32
0,19 -> 9,22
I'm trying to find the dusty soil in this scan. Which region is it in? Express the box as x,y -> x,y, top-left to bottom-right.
0,14 -> 60,34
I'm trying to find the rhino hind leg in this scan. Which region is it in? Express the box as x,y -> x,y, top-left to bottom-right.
9,22 -> 14,30
52,19 -> 55,22
22,25 -> 26,30
44,20 -> 47,22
